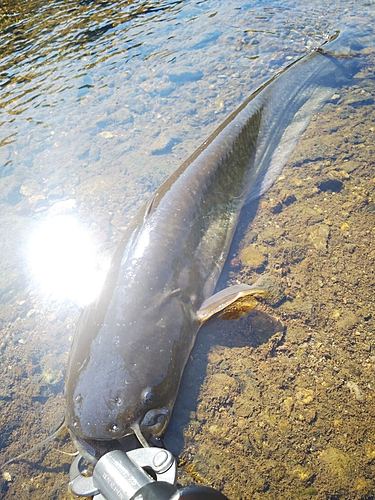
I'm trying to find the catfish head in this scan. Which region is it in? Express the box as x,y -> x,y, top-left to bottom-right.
65,281 -> 199,459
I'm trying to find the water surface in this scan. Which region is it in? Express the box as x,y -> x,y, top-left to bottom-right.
0,0 -> 374,498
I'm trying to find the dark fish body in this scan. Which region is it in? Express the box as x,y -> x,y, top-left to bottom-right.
66,94 -> 264,445
65,31 -> 364,454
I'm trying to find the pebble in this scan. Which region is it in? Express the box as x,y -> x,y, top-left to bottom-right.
150,136 -> 181,156
2,472 -> 12,482
168,68 -> 203,85
295,387 -> 314,405
346,381 -> 364,401
99,131 -> 114,139
48,313 -> 57,323
26,309 -> 36,318
239,246 -> 267,270
49,199 -> 76,215
309,224 -> 330,253
20,180 -> 40,198
341,160 -> 358,173
336,312 -> 358,330
28,193 -> 46,205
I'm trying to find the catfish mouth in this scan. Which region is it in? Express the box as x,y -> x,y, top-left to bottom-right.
69,408 -> 170,463
69,431 -> 126,464
68,424 -> 141,464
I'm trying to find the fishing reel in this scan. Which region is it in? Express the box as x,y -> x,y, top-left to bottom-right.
69,447 -> 229,500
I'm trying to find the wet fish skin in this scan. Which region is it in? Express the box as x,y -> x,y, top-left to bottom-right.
65,30 -> 365,451
65,95 -> 264,443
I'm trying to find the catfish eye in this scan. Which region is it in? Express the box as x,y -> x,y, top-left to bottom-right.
142,389 -> 154,405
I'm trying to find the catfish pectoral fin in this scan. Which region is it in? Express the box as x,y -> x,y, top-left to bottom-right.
196,284 -> 267,323
219,295 -> 258,320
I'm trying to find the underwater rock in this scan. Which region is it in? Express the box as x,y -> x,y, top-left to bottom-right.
239,246 -> 267,271
309,224 -> 330,253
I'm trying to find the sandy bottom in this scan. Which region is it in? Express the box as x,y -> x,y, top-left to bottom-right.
165,48 -> 375,500
1,34 -> 374,500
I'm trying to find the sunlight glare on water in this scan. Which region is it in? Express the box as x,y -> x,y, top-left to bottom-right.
28,215 -> 109,306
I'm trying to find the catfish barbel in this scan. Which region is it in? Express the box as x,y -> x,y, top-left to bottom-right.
64,30 -> 365,461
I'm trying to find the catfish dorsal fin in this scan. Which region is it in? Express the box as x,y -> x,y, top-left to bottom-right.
144,193 -> 158,219
196,284 -> 267,323
0,417 -> 67,469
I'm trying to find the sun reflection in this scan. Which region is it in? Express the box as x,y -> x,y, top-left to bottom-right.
28,215 -> 109,306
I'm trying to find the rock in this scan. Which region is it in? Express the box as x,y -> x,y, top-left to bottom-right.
41,354 -> 63,385
346,381 -> 364,401
292,465 -> 314,482
49,199 -> 76,215
309,224 -> 330,253
2,471 -> 12,482
99,131 -> 114,139
150,136 -> 181,156
317,178 -> 343,193
336,312 -> 358,330
239,246 -> 267,270
26,308 -> 36,318
319,447 -> 354,481
254,273 -> 284,305
168,68 -> 204,85
340,160 -> 358,173
296,387 -> 314,405
20,180 -> 41,198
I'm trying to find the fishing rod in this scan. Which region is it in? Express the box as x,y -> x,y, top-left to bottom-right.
69,447 -> 229,500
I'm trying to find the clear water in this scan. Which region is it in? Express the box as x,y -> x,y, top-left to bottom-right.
0,0 -> 374,498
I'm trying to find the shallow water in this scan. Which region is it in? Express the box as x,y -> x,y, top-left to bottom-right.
0,0 -> 374,498
165,45 -> 375,498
